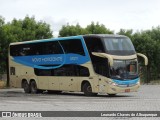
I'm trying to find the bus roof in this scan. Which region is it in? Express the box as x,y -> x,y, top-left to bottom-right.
9,34 -> 127,46
83,34 -> 127,38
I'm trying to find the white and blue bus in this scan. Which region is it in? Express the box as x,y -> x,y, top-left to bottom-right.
9,34 -> 148,96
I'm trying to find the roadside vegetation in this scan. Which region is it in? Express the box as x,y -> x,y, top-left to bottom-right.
1,15 -> 160,83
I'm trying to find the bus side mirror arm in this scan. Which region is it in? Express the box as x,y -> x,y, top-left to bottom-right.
91,52 -> 113,66
137,53 -> 148,66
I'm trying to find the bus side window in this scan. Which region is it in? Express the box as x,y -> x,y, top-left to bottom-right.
60,39 -> 85,56
34,69 -> 52,76
34,64 -> 90,77
76,65 -> 90,76
84,36 -> 105,53
10,45 -> 21,56
54,67 -> 66,76
10,67 -> 15,75
43,41 -> 63,54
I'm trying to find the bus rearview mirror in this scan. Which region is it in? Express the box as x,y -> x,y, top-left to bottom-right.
137,53 -> 148,66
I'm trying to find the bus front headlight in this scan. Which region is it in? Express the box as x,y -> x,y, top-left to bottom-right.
136,81 -> 140,85
106,81 -> 117,86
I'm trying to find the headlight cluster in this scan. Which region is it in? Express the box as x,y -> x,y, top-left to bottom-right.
106,81 -> 117,86
136,81 -> 140,85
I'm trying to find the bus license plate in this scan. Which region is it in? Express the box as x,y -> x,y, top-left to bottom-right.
125,89 -> 130,92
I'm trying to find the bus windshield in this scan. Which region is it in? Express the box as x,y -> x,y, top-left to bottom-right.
103,37 -> 136,55
110,59 -> 138,80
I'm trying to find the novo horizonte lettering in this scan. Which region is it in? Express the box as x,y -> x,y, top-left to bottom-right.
32,57 -> 63,62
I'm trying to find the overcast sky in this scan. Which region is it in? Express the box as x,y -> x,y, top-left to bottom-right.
0,0 -> 160,36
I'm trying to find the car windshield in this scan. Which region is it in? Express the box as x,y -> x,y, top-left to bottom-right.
103,37 -> 136,55
110,59 -> 138,80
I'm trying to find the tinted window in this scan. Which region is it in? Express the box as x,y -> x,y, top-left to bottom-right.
103,37 -> 136,55
10,41 -> 63,56
84,36 -> 105,53
10,67 -> 15,75
84,36 -> 109,77
43,41 -> 63,54
10,39 -> 84,56
92,56 -> 109,77
60,39 -> 85,56
34,64 -> 90,77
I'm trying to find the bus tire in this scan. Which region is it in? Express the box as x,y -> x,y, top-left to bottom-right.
48,90 -> 62,94
23,80 -> 30,93
83,82 -> 97,96
30,81 -> 39,94
108,94 -> 116,97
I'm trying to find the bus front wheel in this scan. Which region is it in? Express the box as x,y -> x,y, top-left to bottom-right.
108,94 -> 116,97
48,90 -> 62,94
83,82 -> 97,96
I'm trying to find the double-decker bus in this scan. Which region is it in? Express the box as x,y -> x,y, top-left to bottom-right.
9,34 -> 148,96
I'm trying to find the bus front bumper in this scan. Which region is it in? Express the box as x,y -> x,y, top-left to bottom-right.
106,83 -> 140,94
106,78 -> 140,94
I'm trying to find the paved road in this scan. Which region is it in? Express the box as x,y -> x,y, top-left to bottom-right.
0,85 -> 160,119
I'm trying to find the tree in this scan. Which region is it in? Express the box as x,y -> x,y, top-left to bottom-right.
132,31 -> 159,81
59,23 -> 87,37
117,29 -> 133,39
117,28 -> 160,82
59,22 -> 113,37
0,16 -> 53,73
0,16 -> 6,73
9,16 -> 53,41
86,22 -> 113,34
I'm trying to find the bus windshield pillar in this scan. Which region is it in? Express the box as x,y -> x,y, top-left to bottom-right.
92,52 -> 113,66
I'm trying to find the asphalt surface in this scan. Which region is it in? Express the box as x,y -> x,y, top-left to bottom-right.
0,85 -> 160,120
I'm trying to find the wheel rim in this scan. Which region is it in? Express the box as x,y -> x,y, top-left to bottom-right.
31,82 -> 37,93
87,86 -> 92,92
24,82 -> 28,91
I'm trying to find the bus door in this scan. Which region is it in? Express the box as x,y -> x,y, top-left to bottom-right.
9,66 -> 17,87
10,66 -> 24,88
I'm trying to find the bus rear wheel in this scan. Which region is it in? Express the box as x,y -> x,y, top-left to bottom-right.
30,81 -> 42,94
23,81 -> 30,93
83,82 -> 97,96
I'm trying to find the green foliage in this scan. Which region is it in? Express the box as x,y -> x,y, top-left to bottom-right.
59,23 -> 87,37
0,16 -> 53,73
86,22 -> 113,34
59,22 -> 160,81
117,29 -> 133,39
1,15 -> 160,82
59,22 -> 113,37
118,27 -> 160,81
132,28 -> 160,81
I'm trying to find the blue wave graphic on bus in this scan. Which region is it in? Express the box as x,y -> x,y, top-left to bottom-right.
112,78 -> 139,85
12,54 -> 90,69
